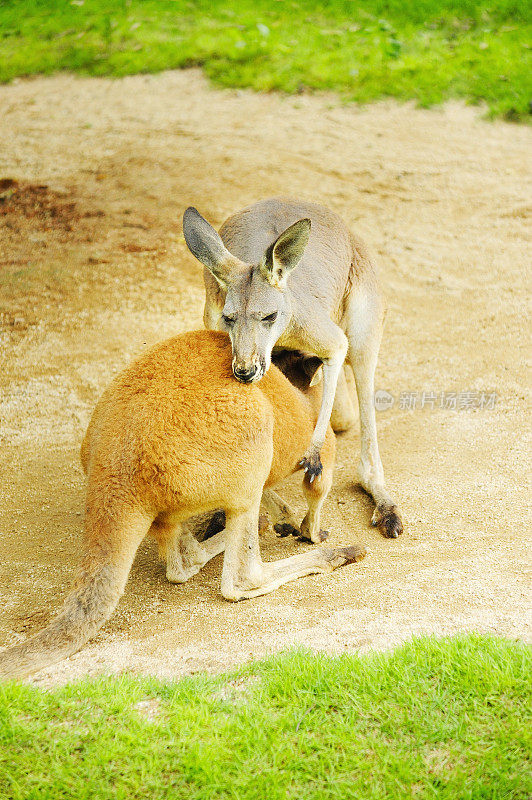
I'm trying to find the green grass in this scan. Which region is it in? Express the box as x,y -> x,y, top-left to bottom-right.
0,635 -> 530,799
0,1 -> 531,121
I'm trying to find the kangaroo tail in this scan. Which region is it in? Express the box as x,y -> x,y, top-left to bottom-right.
0,511 -> 150,680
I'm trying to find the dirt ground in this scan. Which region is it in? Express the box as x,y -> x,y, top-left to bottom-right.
0,70 -> 530,687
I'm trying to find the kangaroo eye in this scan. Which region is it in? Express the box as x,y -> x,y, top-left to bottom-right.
262,312 -> 278,324
222,314 -> 235,325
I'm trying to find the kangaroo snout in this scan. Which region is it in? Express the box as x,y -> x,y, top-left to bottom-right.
233,365 -> 258,383
232,357 -> 262,383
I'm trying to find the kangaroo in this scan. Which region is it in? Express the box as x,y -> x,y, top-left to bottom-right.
182,198 -> 403,539
0,330 -> 365,680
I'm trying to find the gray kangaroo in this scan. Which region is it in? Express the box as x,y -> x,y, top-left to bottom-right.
183,198 -> 402,538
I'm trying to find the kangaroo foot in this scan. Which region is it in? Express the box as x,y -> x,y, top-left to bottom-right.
274,522 -> 300,538
274,521 -> 329,544
371,503 -> 403,539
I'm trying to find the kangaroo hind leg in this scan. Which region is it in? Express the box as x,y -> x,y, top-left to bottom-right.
221,494 -> 365,601
345,289 -> 403,538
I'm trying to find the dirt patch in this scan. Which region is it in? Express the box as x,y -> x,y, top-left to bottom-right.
0,70 -> 530,687
0,181 -> 80,229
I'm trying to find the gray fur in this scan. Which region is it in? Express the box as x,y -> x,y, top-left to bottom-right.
184,197 -> 403,538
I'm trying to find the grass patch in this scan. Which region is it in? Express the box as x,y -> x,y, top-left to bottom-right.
0,634 -> 530,799
0,0 -> 531,121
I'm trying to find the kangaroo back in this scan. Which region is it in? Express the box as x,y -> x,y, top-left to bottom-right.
82,332 -> 318,514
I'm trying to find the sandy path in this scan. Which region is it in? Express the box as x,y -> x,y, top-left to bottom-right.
0,70 -> 530,687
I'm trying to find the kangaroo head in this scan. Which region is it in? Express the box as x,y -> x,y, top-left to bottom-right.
183,207 -> 311,383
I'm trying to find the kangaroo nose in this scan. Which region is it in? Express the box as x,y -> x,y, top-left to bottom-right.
233,364 -> 258,383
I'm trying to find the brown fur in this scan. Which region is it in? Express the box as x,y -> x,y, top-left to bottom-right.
0,331 -> 364,680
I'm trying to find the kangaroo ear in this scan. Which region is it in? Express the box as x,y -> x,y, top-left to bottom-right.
261,218 -> 311,288
183,207 -> 234,285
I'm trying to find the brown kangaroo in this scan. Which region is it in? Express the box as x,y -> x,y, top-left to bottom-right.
183,197 -> 403,539
0,330 -> 365,680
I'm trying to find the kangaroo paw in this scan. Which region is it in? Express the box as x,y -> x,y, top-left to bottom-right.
298,449 -> 323,482
274,522 -> 300,538
371,504 -> 403,539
